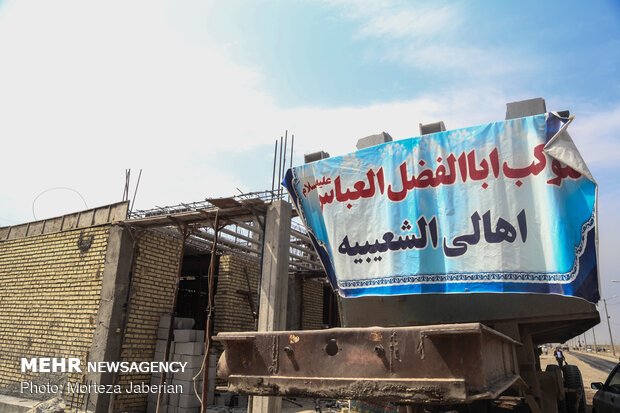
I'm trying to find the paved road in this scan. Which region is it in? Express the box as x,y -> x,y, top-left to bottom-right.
569,351 -> 617,375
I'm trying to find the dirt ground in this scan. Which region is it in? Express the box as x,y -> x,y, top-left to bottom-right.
541,349 -> 617,412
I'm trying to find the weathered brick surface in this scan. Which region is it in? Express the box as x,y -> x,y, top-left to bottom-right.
301,279 -> 323,330
113,230 -> 182,413
213,256 -> 259,335
0,226 -> 109,404
211,255 -> 259,388
0,220 -> 324,412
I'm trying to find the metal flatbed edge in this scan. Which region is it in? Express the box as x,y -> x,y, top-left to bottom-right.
215,323 -> 522,404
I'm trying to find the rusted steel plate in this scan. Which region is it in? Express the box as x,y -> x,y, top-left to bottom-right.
227,376 -> 467,404
215,323 -> 521,403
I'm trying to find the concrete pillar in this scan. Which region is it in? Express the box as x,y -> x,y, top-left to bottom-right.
286,273 -> 302,331
86,225 -> 134,413
252,201 -> 291,413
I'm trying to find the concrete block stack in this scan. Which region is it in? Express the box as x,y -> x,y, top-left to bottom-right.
148,316 -> 213,413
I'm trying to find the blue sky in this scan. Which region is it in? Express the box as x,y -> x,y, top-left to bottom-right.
0,0 -> 619,343
204,1 -> 620,108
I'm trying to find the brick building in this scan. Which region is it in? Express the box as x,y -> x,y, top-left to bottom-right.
0,198 -> 334,412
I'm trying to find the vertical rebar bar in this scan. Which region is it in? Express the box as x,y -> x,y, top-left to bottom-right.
278,136 -> 284,200
123,169 -> 130,201
290,134 -> 294,169
289,134 -> 294,202
271,140 -> 278,202
281,131 -> 288,198
129,169 -> 142,215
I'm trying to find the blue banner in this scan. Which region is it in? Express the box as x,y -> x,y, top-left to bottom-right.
284,113 -> 599,303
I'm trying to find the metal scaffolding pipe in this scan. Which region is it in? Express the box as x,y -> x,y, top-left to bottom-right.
290,228 -> 312,244
219,227 -> 262,246
230,219 -> 264,235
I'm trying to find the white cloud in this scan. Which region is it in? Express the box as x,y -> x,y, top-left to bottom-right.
569,104 -> 620,166
284,87 -> 508,158
0,0 -> 616,230
356,5 -> 458,40
1,0 -> 619,343
387,43 -> 533,78
323,0 -> 457,38
322,0 -> 533,79
0,1 -> 512,223
0,1 -> 283,219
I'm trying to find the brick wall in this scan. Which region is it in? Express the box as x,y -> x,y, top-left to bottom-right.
211,256 -> 259,389
213,256 -> 259,335
212,257 -> 324,332
112,230 -> 183,413
301,279 -> 324,330
0,226 -> 109,402
0,218 -> 326,411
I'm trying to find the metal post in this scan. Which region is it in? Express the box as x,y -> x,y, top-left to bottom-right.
129,169 -> 142,215
592,326 -> 598,352
288,134 -> 294,203
289,134 -> 294,169
271,140 -> 278,202
278,136 -> 283,199
280,132 -> 288,199
604,299 -> 616,356
202,213 -> 220,412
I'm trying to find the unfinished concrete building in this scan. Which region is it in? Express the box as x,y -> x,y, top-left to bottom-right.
0,194 -> 334,413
